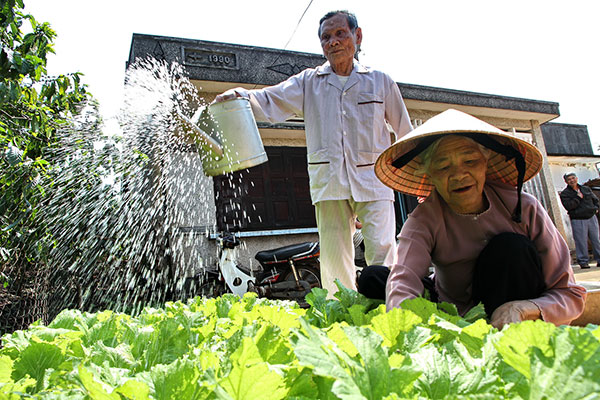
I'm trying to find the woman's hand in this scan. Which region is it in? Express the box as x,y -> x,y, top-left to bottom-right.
490,300 -> 541,329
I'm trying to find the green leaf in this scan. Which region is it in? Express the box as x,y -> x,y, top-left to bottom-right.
12,341 -> 65,392
291,320 -> 419,399
399,297 -> 444,323
462,302 -> 488,324
343,325 -> 419,399
128,317 -> 191,370
89,342 -> 136,370
85,311 -> 126,347
436,301 -> 460,317
587,324 -> 600,341
219,337 -> 288,400
47,309 -> 90,331
325,323 -> 359,358
492,320 -> 556,379
149,358 -> 204,400
303,288 -> 346,328
292,321 -> 366,398
528,327 -> 600,398
252,324 -> 293,365
0,377 -> 37,399
283,367 -> 319,399
369,306 -> 422,349
215,295 -> 235,318
458,318 -> 492,357
333,279 -> 383,311
0,355 -> 14,384
113,379 -> 151,400
78,365 -> 119,400
411,341 -> 502,398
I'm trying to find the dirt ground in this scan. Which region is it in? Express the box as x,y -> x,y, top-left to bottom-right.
573,263 -> 600,290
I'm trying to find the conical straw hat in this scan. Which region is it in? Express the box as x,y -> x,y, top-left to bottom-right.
375,109 -> 543,197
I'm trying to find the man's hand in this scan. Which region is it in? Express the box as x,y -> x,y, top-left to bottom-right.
214,89 -> 243,103
489,300 -> 541,329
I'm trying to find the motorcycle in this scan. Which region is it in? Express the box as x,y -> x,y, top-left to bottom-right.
192,232 -> 322,306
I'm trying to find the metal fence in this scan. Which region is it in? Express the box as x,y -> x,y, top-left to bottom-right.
524,173 -> 550,211
0,265 -> 49,336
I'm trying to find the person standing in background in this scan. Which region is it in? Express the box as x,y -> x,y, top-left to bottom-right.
214,10 -> 412,296
560,172 -> 600,269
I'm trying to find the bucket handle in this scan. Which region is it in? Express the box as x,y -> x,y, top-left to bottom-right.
174,111 -> 224,157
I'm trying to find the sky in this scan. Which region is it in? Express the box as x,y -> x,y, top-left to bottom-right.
23,0 -> 600,153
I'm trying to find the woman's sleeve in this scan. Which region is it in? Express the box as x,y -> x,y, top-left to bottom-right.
526,196 -> 587,325
386,211 -> 435,311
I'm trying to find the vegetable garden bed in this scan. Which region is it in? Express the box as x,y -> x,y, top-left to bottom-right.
1,285 -> 599,399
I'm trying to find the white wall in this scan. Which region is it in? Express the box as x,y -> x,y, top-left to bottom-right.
549,162 -> 600,189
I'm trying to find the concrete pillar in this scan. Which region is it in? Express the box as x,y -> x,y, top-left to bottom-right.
530,119 -> 568,240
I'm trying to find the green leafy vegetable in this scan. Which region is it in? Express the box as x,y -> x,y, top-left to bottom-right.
1,291 -> 598,399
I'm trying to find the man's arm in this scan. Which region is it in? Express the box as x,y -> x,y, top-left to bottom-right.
383,78 -> 412,140
559,190 -> 580,211
588,188 -> 600,208
214,73 -> 305,123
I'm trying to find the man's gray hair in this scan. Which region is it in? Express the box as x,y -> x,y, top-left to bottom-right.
563,172 -> 577,181
318,10 -> 358,37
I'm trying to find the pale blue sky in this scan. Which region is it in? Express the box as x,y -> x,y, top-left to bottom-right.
24,0 -> 600,152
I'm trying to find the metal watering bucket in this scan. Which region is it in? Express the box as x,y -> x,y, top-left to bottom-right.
177,98 -> 268,176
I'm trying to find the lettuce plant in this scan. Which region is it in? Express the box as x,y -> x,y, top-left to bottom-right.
1,286 -> 599,399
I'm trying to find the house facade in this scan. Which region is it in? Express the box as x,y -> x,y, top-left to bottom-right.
127,33 -> 588,275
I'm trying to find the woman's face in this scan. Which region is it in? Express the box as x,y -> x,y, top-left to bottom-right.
427,136 -> 488,214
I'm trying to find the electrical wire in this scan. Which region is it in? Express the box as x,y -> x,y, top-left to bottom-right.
251,0 -> 315,89
281,0 -> 314,52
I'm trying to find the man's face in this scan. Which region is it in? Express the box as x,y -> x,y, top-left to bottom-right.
319,14 -> 362,69
565,174 -> 578,189
427,136 -> 489,215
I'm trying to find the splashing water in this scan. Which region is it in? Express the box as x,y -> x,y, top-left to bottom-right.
40,58 -> 235,316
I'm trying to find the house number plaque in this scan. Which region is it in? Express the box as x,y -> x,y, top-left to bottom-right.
184,48 -> 238,70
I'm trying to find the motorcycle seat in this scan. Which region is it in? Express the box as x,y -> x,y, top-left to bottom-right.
255,241 -> 319,265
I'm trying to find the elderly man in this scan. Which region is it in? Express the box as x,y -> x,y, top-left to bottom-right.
216,11 -> 412,295
215,10 -> 412,296
560,172 -> 600,269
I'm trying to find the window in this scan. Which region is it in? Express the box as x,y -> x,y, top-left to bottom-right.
213,146 -> 315,232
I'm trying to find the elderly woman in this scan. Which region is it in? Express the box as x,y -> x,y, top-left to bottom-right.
359,109 -> 586,328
